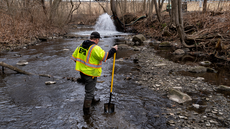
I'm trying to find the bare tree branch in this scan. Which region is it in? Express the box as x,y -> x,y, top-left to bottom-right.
96,1 -> 107,13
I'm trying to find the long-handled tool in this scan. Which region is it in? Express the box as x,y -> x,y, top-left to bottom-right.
104,53 -> 116,113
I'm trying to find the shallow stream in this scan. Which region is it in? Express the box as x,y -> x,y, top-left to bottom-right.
153,45 -> 230,86
1,13 -> 230,128
0,27 -> 175,129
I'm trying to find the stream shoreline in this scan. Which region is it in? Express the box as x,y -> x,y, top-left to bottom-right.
1,30 -> 230,128
129,44 -> 230,128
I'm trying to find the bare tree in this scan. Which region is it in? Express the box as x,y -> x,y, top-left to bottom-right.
171,0 -> 195,47
148,0 -> 154,20
110,0 -> 123,31
41,0 -> 47,15
143,0 -> 147,13
152,0 -> 165,22
153,0 -> 160,22
203,0 -> 208,12
123,0 -> 127,14
65,0 -> 81,24
22,0 -> 30,8
217,0 -> 223,11
49,0 -> 62,24
132,0 -> 135,13
96,1 -> 107,13
89,0 -> 92,16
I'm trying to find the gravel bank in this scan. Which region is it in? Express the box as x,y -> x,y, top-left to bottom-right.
131,47 -> 230,128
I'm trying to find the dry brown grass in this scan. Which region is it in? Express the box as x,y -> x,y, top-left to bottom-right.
187,1 -> 230,11
0,12 -> 64,42
0,1 -> 229,51
70,1 -> 230,24
0,3 -> 66,48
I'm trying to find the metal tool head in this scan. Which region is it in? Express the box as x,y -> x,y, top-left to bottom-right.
104,103 -> 115,113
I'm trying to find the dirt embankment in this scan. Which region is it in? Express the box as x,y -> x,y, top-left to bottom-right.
0,13 -> 68,53
131,11 -> 230,61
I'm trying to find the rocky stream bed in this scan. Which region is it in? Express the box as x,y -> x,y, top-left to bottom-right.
116,35 -> 230,128
1,33 -> 230,128
133,48 -> 230,128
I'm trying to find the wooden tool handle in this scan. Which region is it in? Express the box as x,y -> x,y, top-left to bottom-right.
110,53 -> 116,93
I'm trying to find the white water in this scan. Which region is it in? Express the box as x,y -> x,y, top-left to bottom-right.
94,13 -> 116,31
74,13 -> 129,36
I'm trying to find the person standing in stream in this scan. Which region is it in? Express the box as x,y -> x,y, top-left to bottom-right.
71,31 -> 118,115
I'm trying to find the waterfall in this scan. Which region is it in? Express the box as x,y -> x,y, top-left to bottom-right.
94,13 -> 116,31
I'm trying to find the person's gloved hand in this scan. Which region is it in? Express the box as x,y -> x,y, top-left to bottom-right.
113,45 -> 118,51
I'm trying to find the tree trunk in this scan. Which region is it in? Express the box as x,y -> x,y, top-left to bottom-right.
41,0 -> 47,15
143,0 -> 146,13
171,0 -> 175,24
153,0 -> 161,22
173,0 -> 195,48
203,0 -> 208,12
178,0 -> 183,27
158,0 -> 165,11
148,0 -> 154,20
49,0 -> 62,24
217,0 -> 222,11
110,0 -> 124,31
153,0 -> 164,22
124,0 -> 127,14
22,0 -> 30,8
89,0 -> 91,16
174,0 -> 179,25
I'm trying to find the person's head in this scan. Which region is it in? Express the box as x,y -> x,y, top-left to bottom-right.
90,31 -> 101,44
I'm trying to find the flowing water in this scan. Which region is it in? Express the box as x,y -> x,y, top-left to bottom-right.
153,45 -> 230,87
94,13 -> 116,31
0,14 -> 173,129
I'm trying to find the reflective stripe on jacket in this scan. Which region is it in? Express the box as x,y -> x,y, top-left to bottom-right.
71,44 -> 108,77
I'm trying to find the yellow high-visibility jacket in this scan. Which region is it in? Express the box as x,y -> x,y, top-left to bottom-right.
71,44 -> 108,77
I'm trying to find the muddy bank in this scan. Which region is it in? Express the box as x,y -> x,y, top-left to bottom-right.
127,44 -> 230,128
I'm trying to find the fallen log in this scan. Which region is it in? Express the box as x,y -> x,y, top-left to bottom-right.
0,62 -> 33,75
0,62 -> 107,83
0,62 -> 54,78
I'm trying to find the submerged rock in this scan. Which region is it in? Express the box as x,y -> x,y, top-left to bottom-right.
173,49 -> 185,55
199,61 -> 211,66
118,44 -> 130,49
207,67 -> 217,73
154,63 -> 167,67
133,47 -> 141,51
45,81 -> 56,85
63,49 -> 69,51
143,39 -> 152,44
168,88 -> 192,103
159,41 -> 171,47
16,60 -> 28,66
188,66 -> 207,73
216,85 -> 230,92
192,104 -> 200,109
132,34 -> 146,45
116,58 -> 124,62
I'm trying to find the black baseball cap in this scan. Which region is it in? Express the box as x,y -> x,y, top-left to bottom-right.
90,31 -> 101,39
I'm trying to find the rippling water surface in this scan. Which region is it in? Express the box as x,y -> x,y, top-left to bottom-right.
0,25 -> 174,128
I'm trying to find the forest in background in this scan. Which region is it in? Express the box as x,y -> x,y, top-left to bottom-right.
0,0 -> 230,61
